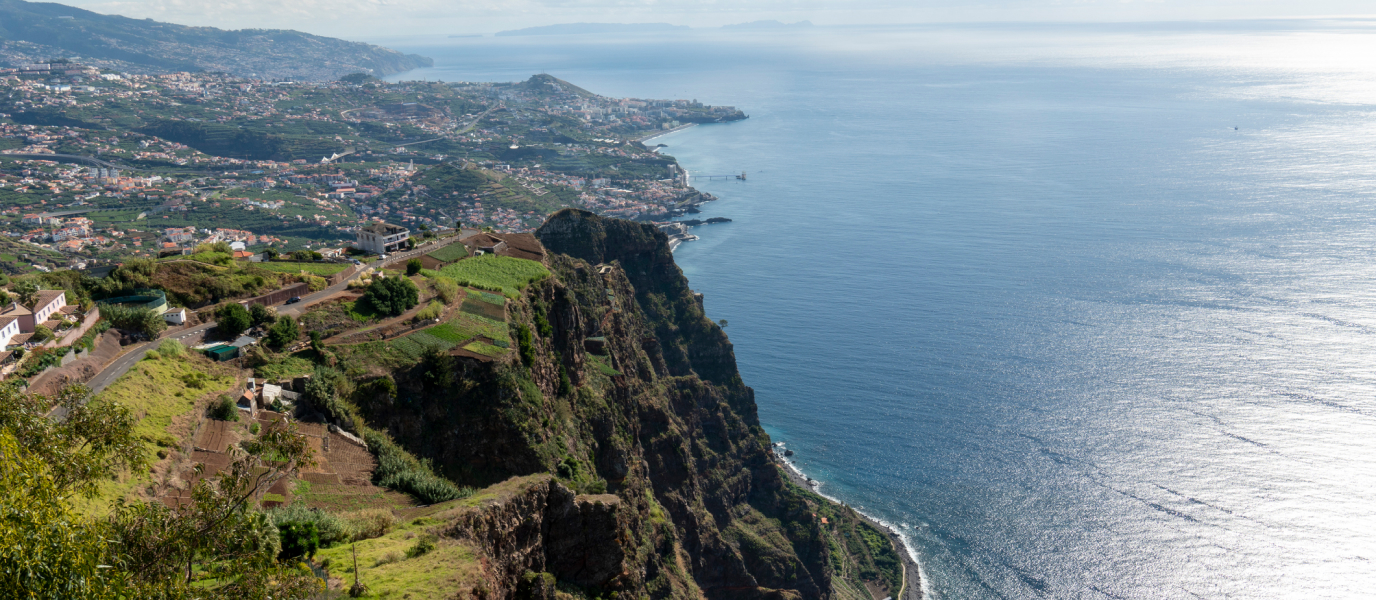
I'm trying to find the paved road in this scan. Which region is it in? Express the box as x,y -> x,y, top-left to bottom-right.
86,322 -> 217,396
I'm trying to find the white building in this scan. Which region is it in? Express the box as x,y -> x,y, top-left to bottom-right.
0,316 -> 21,349
354,222 -> 410,255
163,308 -> 188,325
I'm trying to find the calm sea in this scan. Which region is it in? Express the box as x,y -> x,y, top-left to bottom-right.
380,22 -> 1376,599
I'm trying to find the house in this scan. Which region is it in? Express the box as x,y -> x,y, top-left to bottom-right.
354,222 -> 410,255
0,290 -> 66,334
0,316 -> 21,348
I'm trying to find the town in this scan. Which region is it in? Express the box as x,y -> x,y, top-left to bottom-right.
0,65 -> 741,274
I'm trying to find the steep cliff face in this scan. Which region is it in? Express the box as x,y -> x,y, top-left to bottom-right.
354,209 -> 898,599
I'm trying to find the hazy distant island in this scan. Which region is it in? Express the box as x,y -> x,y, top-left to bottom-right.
723,19 -> 815,29
0,0 -> 431,80
496,22 -> 690,37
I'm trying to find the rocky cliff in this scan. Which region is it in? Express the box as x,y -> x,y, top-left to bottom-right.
346,209 -> 903,599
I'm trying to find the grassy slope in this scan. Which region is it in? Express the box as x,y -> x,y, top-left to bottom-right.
71,352 -> 238,516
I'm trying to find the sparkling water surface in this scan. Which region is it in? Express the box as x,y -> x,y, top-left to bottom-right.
380,23 -> 1376,598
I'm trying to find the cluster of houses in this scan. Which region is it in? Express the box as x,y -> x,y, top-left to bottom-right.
0,290 -> 74,349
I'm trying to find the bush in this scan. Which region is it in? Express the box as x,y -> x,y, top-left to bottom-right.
406,258 -> 422,276
215,303 -> 252,338
270,504 -> 351,548
277,521 -> 319,560
265,316 -> 300,350
156,338 -> 186,358
343,509 -> 397,541
415,301 -> 443,322
209,394 -> 239,421
360,276 -> 418,317
30,324 -> 54,343
363,429 -> 469,504
250,303 -> 277,327
405,533 -> 437,559
433,276 -> 459,304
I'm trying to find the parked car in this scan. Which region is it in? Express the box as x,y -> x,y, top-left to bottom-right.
285,296 -> 301,304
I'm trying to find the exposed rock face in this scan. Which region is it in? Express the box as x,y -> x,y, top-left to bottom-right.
443,478 -> 632,595
358,209 -> 900,599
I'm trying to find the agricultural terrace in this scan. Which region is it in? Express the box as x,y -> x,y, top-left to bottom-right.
425,243 -> 469,264
391,289 -> 510,360
438,255 -> 549,298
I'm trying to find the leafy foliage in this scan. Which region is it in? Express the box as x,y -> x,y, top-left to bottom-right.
360,276 -> 419,317
250,303 -> 277,327
210,394 -> 240,422
99,302 -> 167,338
406,258 -> 423,276
216,302 -> 252,338
265,316 -> 301,350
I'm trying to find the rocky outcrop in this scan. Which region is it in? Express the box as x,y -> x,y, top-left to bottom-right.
442,477 -> 633,596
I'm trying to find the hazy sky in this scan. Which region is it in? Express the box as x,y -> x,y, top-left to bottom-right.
59,0 -> 1376,39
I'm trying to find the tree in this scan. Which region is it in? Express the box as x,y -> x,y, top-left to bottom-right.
13,279 -> 40,308
262,248 -> 279,260
265,316 -> 300,350
406,258 -> 422,276
216,303 -> 252,338
250,303 -> 277,327
360,276 -> 418,317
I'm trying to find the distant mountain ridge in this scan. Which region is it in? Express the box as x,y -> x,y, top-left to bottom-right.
495,22 -> 690,37
0,0 -> 431,80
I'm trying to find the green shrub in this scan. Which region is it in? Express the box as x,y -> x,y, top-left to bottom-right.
215,303 -> 252,338
433,276 -> 459,304
265,316 -> 300,350
343,509 -> 397,541
360,276 -> 418,317
156,338 -> 186,358
250,303 -> 277,327
270,504 -> 351,548
363,429 -> 469,505
516,324 -> 534,366
250,422 -> 260,435
99,302 -> 167,338
277,521 -> 319,560
209,394 -> 239,421
406,258 -> 422,276
415,301 -> 443,321
405,533 -> 437,559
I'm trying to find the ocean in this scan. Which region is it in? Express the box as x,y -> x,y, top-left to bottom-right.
380,22 -> 1376,598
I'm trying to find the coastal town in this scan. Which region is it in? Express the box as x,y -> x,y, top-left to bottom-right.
0,64 -> 743,273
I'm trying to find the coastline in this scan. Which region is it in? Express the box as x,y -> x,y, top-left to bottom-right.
637,122 -> 697,143
775,452 -> 924,600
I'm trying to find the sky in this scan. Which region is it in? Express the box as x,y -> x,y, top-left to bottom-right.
56,0 -> 1376,39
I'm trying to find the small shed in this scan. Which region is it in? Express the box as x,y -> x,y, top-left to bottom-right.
163,308 -> 188,325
